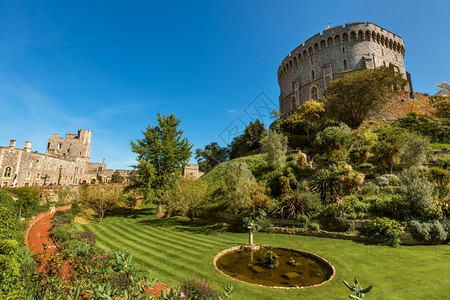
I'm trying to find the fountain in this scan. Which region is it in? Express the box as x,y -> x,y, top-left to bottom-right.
214,234 -> 335,288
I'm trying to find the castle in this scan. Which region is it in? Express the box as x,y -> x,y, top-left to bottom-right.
277,22 -> 414,116
0,129 -> 130,187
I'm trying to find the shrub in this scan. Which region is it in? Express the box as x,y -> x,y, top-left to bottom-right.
366,217 -> 404,247
400,132 -> 430,167
408,220 -> 448,242
179,277 -> 222,300
398,168 -> 436,219
427,167 -> 450,197
359,182 -> 380,195
314,124 -> 354,164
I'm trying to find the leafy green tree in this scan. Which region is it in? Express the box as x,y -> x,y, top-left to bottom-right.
262,130 -> 288,169
128,113 -> 192,213
281,100 -> 325,139
83,184 -> 122,222
229,120 -> 267,159
163,176 -> 209,220
221,161 -> 271,213
436,81 -> 450,96
111,170 -> 125,183
323,67 -> 406,128
429,82 -> 450,119
7,187 -> 39,218
195,142 -> 229,173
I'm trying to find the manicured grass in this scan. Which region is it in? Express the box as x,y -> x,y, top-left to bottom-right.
79,207 -> 450,300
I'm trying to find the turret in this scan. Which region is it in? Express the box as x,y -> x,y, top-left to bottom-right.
24,141 -> 32,152
9,140 -> 16,149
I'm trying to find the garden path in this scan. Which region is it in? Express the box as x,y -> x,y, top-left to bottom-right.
25,205 -> 171,297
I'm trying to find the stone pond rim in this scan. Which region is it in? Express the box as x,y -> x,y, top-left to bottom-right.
213,246 -> 336,289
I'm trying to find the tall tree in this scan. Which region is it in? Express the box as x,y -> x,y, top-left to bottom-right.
262,130 -> 288,169
229,120 -> 267,159
323,67 -> 406,128
195,142 -> 229,173
129,113 -> 192,213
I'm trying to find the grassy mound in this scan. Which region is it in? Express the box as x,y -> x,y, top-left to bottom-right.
200,154 -> 266,185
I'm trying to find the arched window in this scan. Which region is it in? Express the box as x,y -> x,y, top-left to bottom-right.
343,59 -> 348,70
291,97 -> 296,111
311,70 -> 315,80
4,167 -> 11,177
342,47 -> 346,54
310,86 -> 318,101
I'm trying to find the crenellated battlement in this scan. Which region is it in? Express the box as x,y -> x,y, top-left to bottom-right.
276,22 -> 412,117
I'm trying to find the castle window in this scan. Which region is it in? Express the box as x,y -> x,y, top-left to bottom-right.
47,142 -> 50,149
24,183 -> 29,187
36,173 -> 40,179
381,49 -> 384,56
311,70 -> 315,80
4,167 -> 11,177
342,47 -> 345,54
310,86 -> 318,101
291,97 -> 296,111
58,143 -> 62,150
343,59 -> 348,70
29,161 -> 33,168
26,172 -> 32,180
310,57 -> 314,65
395,54 -> 398,62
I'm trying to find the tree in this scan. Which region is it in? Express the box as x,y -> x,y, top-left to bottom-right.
220,161 -> 271,213
111,170 -> 125,183
129,113 -> 192,213
430,82 -> 450,118
262,130 -> 288,169
229,120 -> 267,159
7,187 -> 39,218
83,184 -> 122,222
163,176 -> 209,220
195,142 -> 229,173
323,67 -> 407,128
436,81 -> 450,96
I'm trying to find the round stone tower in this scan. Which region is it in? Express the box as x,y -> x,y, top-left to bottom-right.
277,22 -> 413,117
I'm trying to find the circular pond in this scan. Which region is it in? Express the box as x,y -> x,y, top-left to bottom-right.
214,246 -> 335,289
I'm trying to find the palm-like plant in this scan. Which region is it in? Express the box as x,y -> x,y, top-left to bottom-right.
343,277 -> 373,299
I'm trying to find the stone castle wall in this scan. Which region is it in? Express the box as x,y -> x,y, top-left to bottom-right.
277,22 -> 413,116
0,130 -> 130,187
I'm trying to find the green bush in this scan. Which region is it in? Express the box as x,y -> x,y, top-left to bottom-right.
358,182 -> 380,195
366,217 -> 404,247
398,168 -> 436,219
408,220 -> 448,242
179,277 -> 222,300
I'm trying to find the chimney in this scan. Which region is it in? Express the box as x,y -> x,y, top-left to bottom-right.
24,141 -> 32,152
9,140 -> 16,149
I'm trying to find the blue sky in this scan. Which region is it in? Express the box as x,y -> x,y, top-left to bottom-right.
1,0 -> 449,169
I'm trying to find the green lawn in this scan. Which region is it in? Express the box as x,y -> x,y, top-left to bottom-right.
79,207 -> 450,300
